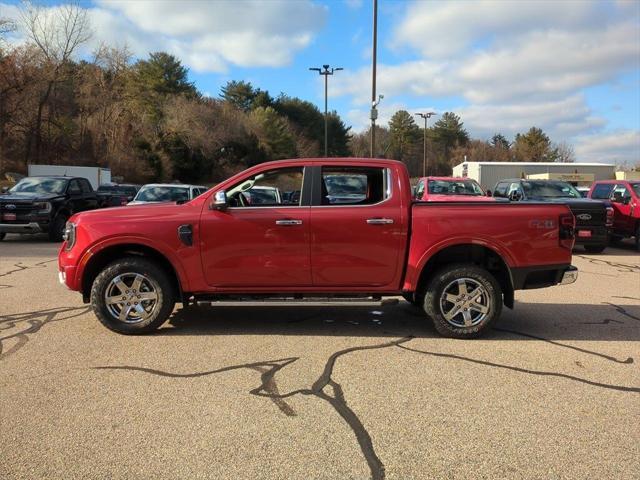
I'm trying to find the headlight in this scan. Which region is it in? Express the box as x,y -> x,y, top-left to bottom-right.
63,222 -> 76,250
33,201 -> 52,213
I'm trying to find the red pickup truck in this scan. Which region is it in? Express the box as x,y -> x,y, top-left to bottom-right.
58,158 -> 578,339
588,180 -> 640,250
414,176 -> 494,202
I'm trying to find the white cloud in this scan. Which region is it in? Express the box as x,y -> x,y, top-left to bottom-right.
1,1 -> 327,73
574,130 -> 640,166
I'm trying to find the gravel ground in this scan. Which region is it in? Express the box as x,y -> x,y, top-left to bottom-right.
1,235 -> 639,480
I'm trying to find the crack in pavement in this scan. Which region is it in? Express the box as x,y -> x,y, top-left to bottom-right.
395,344 -> 640,393
97,336 -> 414,480
574,255 -> 640,274
0,306 -> 91,360
96,331 -> 639,479
604,302 -> 640,322
0,259 -> 57,279
493,327 -> 634,364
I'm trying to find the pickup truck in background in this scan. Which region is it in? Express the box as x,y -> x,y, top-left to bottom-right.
493,178 -> 613,253
58,158 -> 578,339
1,176 -> 101,241
414,176 -> 494,201
588,180 -> 640,250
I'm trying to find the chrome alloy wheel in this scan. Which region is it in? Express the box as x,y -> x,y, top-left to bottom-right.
439,277 -> 490,328
104,272 -> 159,324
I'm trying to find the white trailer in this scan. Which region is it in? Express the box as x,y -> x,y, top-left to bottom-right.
27,165 -> 111,190
452,162 -> 616,191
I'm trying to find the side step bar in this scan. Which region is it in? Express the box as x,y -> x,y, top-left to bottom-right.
195,297 -> 400,308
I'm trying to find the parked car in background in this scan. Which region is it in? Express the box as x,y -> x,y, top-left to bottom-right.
414,177 -> 494,201
0,176 -> 100,241
58,158 -> 578,339
96,183 -> 140,207
493,179 -> 613,253
128,184 -> 207,205
588,180 -> 640,250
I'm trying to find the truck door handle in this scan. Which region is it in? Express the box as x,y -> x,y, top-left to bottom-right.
366,218 -> 394,225
275,219 -> 303,226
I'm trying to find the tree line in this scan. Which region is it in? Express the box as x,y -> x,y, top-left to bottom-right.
0,3 -> 574,183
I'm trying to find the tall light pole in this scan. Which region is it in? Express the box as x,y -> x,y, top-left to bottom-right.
370,0 -> 378,158
309,65 -> 343,157
415,112 -> 437,176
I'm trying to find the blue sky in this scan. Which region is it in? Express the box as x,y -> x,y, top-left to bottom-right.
2,0 -> 639,165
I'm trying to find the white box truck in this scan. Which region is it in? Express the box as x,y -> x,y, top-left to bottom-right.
27,165 -> 111,190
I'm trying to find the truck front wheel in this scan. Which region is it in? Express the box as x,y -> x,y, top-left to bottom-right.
91,257 -> 176,334
423,264 -> 502,339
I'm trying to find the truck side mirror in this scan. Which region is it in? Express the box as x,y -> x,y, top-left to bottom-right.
508,190 -> 522,201
486,190 -> 493,197
1,186 -> 8,194
210,190 -> 228,210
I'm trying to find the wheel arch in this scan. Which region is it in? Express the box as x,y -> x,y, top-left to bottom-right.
414,243 -> 514,309
80,243 -> 185,304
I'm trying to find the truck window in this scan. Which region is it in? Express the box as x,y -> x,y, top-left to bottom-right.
227,167 -> 303,207
611,184 -> 631,203
80,179 -> 92,193
68,180 -> 82,195
591,183 -> 614,200
494,182 -> 509,198
321,167 -> 387,205
415,180 -> 425,199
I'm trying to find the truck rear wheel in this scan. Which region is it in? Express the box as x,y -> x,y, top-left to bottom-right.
0,232 -> 5,241
584,244 -> 606,254
90,257 -> 175,334
423,264 -> 502,339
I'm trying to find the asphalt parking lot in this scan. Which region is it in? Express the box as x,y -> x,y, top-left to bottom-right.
1,235 -> 639,480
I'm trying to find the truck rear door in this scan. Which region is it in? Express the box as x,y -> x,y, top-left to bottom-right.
309,164 -> 407,288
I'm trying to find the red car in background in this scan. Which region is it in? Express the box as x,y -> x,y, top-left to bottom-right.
588,180 -> 640,250
414,177 -> 494,201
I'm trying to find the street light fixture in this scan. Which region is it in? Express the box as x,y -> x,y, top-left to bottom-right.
415,112 -> 437,177
309,65 -> 343,157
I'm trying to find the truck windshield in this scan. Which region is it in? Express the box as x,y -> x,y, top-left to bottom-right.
10,178 -> 67,194
135,186 -> 190,202
521,181 -> 581,199
428,180 -> 484,195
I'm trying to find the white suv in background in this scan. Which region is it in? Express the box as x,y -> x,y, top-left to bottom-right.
128,184 -> 207,205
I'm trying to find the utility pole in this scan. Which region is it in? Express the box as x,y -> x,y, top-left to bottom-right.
370,0 -> 378,158
309,65 -> 343,157
415,112 -> 437,176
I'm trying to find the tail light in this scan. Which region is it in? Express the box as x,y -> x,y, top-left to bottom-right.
559,213 -> 575,249
605,206 -> 614,227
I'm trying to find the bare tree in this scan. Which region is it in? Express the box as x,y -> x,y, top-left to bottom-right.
19,1 -> 91,163
554,141 -> 576,163
0,17 -> 16,43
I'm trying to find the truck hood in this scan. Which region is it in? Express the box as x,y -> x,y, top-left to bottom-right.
0,192 -> 63,202
72,201 -> 189,224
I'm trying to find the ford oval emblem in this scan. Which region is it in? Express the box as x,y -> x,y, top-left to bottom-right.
5,204 -> 16,210
576,213 -> 591,221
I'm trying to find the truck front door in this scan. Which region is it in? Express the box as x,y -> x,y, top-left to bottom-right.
200,166 -> 312,288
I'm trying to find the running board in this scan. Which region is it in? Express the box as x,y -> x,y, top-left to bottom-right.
195,297 -> 400,307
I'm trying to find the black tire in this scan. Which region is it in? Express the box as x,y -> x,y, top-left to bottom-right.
635,224 -> 640,252
0,232 -> 5,241
91,257 -> 176,334
609,234 -> 623,245
584,244 -> 606,254
422,264 -> 502,339
48,214 -> 67,242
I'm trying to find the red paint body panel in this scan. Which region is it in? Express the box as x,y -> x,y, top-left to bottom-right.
58,158 -> 574,297
588,180 -> 639,236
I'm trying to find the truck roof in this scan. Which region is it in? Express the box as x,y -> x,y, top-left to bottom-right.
257,157 -> 406,168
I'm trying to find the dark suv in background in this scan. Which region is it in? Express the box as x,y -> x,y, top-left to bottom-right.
493,179 -> 612,253
0,176 -> 99,241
